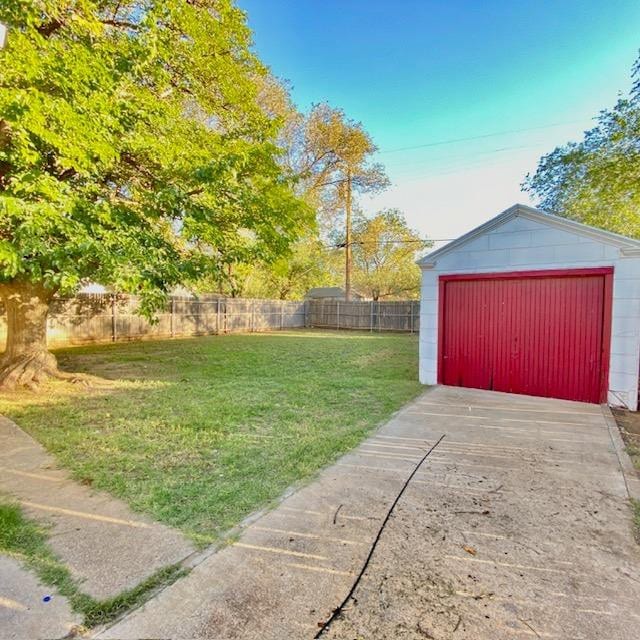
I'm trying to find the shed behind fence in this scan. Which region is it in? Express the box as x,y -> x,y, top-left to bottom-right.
305,300 -> 419,332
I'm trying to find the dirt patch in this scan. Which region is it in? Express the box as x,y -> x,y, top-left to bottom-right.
612,409 -> 640,545
612,408 -> 640,472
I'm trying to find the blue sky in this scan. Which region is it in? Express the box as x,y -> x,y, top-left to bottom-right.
238,0 -> 640,242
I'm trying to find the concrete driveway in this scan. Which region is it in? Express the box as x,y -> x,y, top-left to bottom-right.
100,386 -> 640,640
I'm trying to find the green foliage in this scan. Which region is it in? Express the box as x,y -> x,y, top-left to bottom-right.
351,209 -> 429,300
279,102 -> 389,228
0,1 -> 309,312
524,55 -> 640,238
232,237 -> 336,299
205,101 -> 391,299
282,103 -> 386,200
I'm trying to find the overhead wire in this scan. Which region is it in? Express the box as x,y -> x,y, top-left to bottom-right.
322,239 -> 453,251
314,123 -> 575,250
377,120 -> 580,154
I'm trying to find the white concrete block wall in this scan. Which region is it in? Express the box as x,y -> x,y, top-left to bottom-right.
420,270 -> 439,385
609,256 -> 640,409
419,213 -> 640,410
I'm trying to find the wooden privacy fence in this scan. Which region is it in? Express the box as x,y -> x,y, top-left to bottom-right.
0,294 -> 307,348
0,295 -> 419,349
305,300 -> 420,332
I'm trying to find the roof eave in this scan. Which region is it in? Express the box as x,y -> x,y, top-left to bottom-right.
418,203 -> 640,268
417,204 -> 522,267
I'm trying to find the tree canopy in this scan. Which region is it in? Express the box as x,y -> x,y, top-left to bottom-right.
0,0 -> 309,304
220,237 -> 335,300
294,104 -> 389,299
351,209 -> 428,300
0,0 -> 310,387
524,55 -> 640,238
281,103 -> 388,212
212,102 -> 392,300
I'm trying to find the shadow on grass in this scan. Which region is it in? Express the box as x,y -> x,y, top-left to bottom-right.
0,330 -> 422,546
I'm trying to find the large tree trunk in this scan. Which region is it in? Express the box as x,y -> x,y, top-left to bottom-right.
0,281 -> 60,390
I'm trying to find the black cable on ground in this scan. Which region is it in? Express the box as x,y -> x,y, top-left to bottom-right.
314,433 -> 446,639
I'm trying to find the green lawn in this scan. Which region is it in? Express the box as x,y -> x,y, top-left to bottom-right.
0,330 -> 421,546
633,499 -> 640,544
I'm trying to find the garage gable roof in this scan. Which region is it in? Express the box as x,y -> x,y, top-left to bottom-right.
418,203 -> 640,267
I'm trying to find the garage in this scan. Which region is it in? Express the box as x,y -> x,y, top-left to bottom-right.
439,268 -> 611,403
419,204 -> 640,409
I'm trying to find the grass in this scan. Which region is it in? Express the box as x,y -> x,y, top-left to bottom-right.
624,439 -> 640,542
0,500 -> 185,627
626,441 -> 640,472
632,499 -> 640,544
0,330 -> 421,546
612,408 -> 640,473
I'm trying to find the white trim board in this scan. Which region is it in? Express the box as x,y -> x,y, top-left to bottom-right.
418,204 -> 640,269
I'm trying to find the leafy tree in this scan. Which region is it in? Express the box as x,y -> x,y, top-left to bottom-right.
0,1 -> 309,389
524,56 -> 640,237
350,209 -> 428,300
232,237 -> 336,300
214,101 -> 390,301
281,103 -> 389,299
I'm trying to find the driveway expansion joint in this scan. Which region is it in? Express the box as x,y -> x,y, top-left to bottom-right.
97,386 -> 640,640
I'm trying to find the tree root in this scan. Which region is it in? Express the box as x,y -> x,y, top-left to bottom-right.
0,351 -> 98,392
48,369 -> 95,387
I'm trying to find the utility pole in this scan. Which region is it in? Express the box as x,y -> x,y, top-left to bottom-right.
344,167 -> 352,301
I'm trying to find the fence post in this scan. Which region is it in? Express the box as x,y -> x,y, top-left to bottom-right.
26,294 -> 420,348
111,294 -> 117,342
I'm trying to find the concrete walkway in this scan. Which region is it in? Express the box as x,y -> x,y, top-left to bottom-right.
100,386 -> 640,640
0,556 -> 81,640
0,416 -> 195,601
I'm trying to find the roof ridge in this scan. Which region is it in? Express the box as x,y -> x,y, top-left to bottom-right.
418,203 -> 640,267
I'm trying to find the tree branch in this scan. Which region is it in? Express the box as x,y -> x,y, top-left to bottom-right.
100,18 -> 140,30
314,177 -> 349,188
36,19 -> 65,38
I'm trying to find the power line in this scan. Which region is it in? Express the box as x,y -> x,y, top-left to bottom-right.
325,238 -> 452,250
384,142 -> 543,173
378,120 -> 579,154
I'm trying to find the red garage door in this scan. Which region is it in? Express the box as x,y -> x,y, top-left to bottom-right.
438,268 -> 613,403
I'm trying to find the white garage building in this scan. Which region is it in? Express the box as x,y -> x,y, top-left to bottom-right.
418,204 -> 640,410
